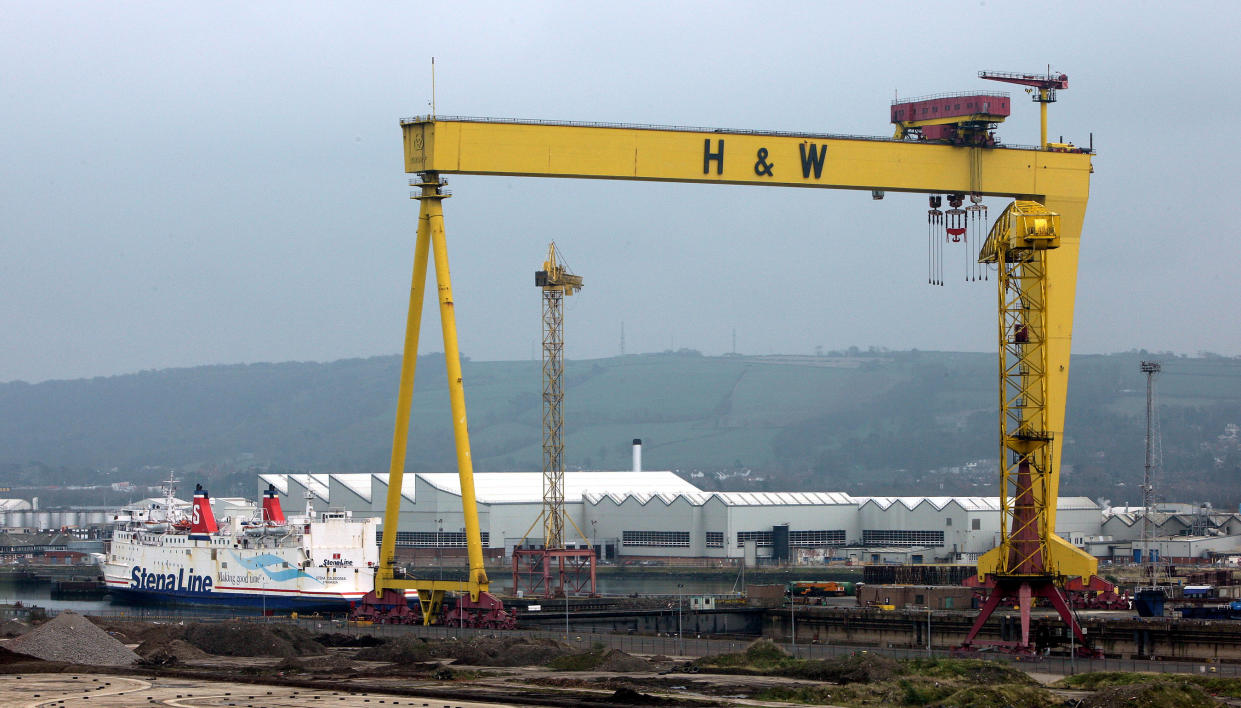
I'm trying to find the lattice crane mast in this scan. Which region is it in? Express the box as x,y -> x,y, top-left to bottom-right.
511,244 -> 597,598
536,242 -> 581,553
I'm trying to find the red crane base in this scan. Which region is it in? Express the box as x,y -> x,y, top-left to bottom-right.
349,588 -> 421,625
512,548 -> 597,598
443,591 -> 518,630
960,574 -> 1100,657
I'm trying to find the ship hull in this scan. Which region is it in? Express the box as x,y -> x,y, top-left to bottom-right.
106,585 -> 363,612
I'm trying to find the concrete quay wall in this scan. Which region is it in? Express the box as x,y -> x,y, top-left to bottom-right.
769,606 -> 1241,662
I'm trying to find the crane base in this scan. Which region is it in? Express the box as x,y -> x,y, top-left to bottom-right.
443,591 -> 518,630
960,574 -> 1098,656
512,548 -> 597,598
349,589 -> 421,625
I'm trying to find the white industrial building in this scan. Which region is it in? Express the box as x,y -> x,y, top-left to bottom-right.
257,469 -> 1106,564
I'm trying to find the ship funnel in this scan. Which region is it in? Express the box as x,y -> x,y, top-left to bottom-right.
261,484 -> 287,524
189,484 -> 219,535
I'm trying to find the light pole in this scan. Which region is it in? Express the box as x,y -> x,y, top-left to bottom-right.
677,583 -> 684,655
1070,624 -> 1076,674
926,607 -> 932,655
790,590 -> 796,647
436,518 -> 443,582
590,520 -> 598,559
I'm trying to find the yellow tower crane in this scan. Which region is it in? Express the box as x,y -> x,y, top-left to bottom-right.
511,244 -> 598,598
360,70 -> 1106,648
536,242 -> 582,553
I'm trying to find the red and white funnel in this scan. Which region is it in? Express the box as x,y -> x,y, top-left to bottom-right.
261,484 -> 286,524
189,484 -> 219,535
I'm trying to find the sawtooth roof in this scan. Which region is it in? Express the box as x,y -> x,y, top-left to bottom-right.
583,491 -> 857,507
416,471 -> 700,504
856,496 -> 1100,512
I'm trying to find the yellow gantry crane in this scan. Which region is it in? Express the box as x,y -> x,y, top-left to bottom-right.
359,71 -> 1102,647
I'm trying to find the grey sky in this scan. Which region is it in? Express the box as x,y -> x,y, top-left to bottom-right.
2,1 -> 1238,383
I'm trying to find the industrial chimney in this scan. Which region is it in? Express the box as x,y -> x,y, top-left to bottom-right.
632,439 -> 642,473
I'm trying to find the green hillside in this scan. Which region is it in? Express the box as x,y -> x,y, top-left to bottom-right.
1,350 -> 1239,507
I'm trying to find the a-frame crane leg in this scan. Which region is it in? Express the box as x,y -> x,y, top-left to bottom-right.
353,173 -> 512,627
425,177 -> 490,596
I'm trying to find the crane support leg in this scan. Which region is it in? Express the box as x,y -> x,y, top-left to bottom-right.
353,174 -> 511,626
376,186 -> 432,593
426,180 -> 489,597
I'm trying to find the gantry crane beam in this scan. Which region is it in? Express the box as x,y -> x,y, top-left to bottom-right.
402,116 -> 1088,196
400,116 -> 1093,553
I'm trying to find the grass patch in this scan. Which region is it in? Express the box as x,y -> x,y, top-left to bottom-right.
696,645 -> 1057,707
1057,671 -> 1241,699
756,677 -> 1057,707
902,657 -> 1036,685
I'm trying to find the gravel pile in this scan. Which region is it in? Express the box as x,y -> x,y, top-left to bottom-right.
7,611 -> 138,666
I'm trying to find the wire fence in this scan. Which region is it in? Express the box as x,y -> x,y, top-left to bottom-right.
274,618 -> 1241,679
20,605 -> 1241,679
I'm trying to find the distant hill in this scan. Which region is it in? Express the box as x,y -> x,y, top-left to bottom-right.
1,350 -> 1239,507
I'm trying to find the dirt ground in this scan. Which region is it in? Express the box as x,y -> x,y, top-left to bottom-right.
0,675 -> 521,708
2,620 -> 1233,707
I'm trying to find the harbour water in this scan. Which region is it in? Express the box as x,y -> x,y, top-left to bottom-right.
0,566 -> 859,617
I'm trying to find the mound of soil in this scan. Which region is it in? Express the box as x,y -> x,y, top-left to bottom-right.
88,618 -> 185,645
182,621 -> 325,658
607,687 -> 663,704
298,654 -> 357,673
137,638 -> 209,662
785,652 -> 901,683
596,649 -> 653,672
354,637 -> 431,663
0,645 -> 46,665
1080,681 -> 1217,708
315,632 -> 383,648
7,611 -> 138,666
0,619 -> 28,638
549,648 -> 652,672
358,636 -> 574,667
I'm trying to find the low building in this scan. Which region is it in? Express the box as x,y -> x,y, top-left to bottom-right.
258,472 -> 1105,564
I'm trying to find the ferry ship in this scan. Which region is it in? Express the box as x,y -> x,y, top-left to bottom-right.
103,480 -> 382,611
